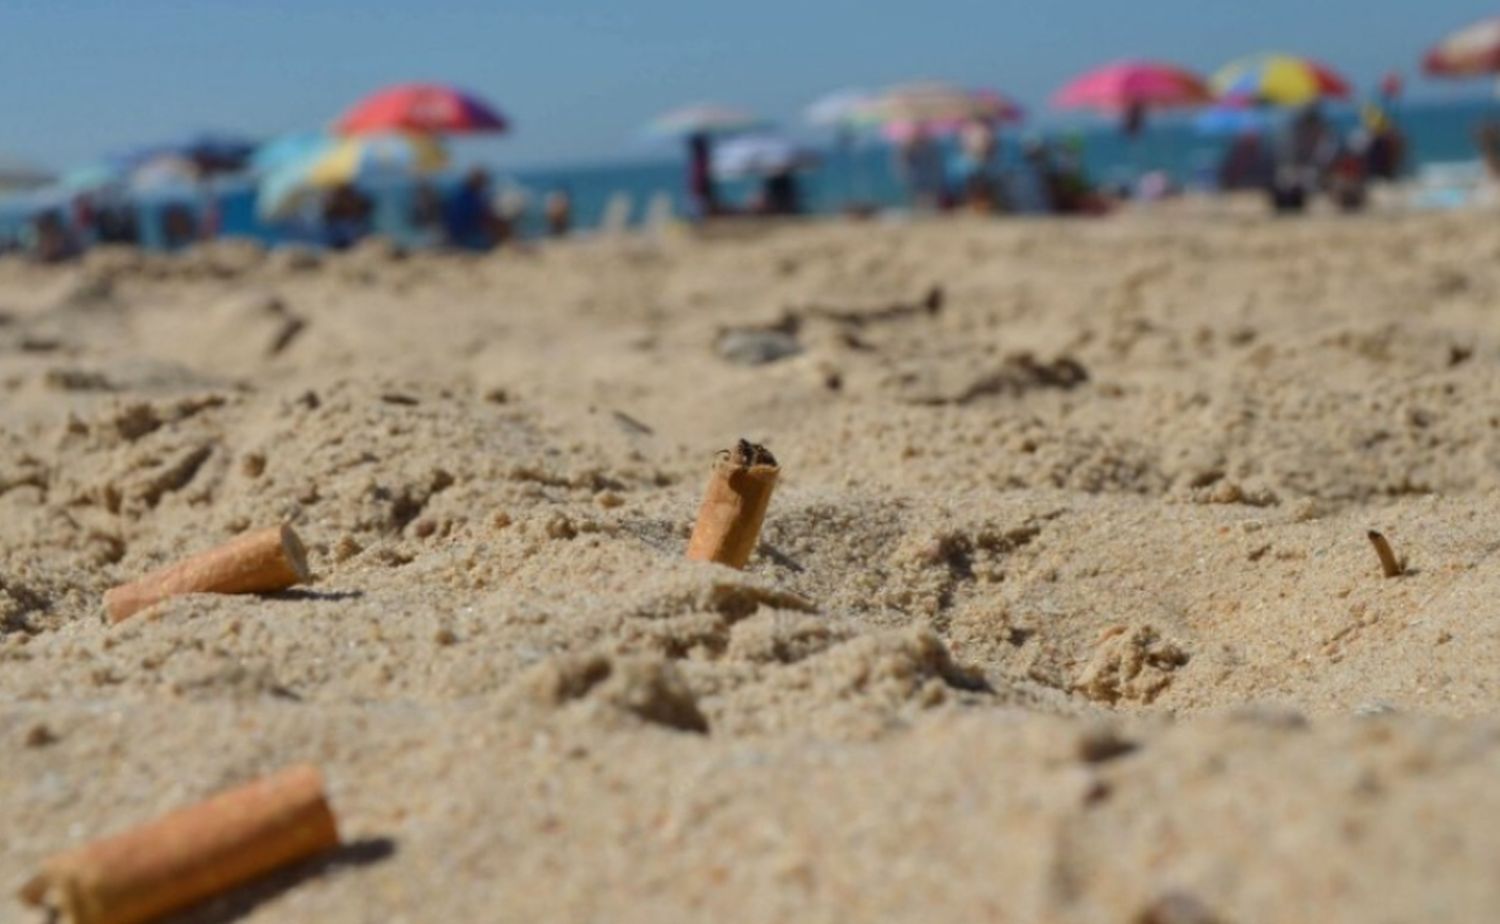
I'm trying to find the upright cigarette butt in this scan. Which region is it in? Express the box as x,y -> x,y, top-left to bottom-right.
20,764 -> 339,924
103,524 -> 311,624
1367,530 -> 1405,578
686,440 -> 779,569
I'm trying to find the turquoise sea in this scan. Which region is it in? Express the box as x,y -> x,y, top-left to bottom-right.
3,96 -> 1497,248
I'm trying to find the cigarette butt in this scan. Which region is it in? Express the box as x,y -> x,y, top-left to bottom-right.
686,440 -> 779,569
19,764 -> 339,924
1367,530 -> 1405,578
103,524 -> 311,624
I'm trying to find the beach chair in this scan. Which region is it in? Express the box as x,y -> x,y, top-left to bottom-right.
597,192 -> 633,238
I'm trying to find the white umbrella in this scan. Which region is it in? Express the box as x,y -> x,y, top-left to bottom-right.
646,103 -> 765,139
804,89 -> 875,129
130,155 -> 203,192
712,135 -> 821,179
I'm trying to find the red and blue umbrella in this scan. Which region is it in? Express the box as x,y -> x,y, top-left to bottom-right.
335,83 -> 509,135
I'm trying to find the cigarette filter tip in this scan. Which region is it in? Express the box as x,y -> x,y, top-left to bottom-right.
686,440 -> 780,569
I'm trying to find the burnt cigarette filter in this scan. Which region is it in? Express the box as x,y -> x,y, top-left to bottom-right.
1367,529 -> 1405,578
686,439 -> 779,569
103,524 -> 311,624
20,764 -> 339,924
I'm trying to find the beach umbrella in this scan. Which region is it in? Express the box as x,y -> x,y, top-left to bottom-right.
712,134 -> 820,179
129,155 -> 204,191
0,156 -> 54,194
173,133 -> 257,172
645,103 -> 765,139
1211,54 -> 1351,106
256,133 -> 447,220
1194,104 -> 1274,136
107,134 -> 257,176
250,132 -> 331,175
1053,61 -> 1211,112
804,89 -> 877,129
335,83 -> 509,135
58,162 -> 130,195
1424,18 -> 1500,77
866,82 -> 1024,128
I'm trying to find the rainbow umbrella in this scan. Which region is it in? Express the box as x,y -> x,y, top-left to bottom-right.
256,133 -> 447,220
1212,54 -> 1351,106
645,103 -> 765,139
1424,18 -> 1500,77
335,83 -> 508,135
866,82 -> 1023,128
1054,60 -> 1211,112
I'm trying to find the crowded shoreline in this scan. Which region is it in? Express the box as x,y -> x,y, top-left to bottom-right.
4,54 -> 1500,262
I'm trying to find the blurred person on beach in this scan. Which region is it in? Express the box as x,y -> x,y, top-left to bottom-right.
686,133 -> 722,220
1270,103 -> 1334,213
93,196 -> 139,246
161,203 -> 200,250
1474,120 -> 1500,181
1355,104 -> 1405,182
545,189 -> 573,236
410,182 -> 445,247
28,210 -> 79,263
895,124 -> 945,210
956,119 -> 1002,213
1049,135 -> 1108,214
1122,100 -> 1147,140
757,169 -> 803,217
1219,131 -> 1274,191
444,168 -> 501,250
1327,139 -> 1369,211
322,183 -> 374,250
71,195 -> 97,248
1008,139 -> 1055,214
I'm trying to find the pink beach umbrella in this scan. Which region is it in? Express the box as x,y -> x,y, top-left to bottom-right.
1053,60 -> 1212,113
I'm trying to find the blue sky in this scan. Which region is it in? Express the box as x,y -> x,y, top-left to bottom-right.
0,1 -> 1494,170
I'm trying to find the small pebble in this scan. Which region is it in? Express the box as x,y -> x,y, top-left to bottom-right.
24,723 -> 57,748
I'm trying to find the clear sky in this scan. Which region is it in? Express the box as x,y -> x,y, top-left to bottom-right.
1,1 -> 1494,170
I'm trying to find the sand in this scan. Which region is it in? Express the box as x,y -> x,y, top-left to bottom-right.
3,210 -> 1500,922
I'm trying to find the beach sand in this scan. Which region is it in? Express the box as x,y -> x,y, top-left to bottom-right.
3,211 -> 1500,922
